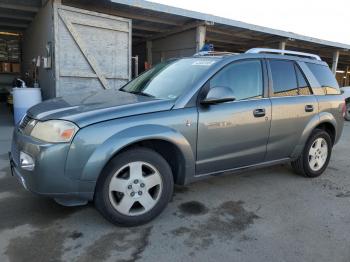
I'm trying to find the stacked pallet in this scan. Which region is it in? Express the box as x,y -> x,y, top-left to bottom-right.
0,39 -> 8,62
7,39 -> 20,62
0,37 -> 21,73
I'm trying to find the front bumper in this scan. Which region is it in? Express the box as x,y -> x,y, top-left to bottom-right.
9,127 -> 95,204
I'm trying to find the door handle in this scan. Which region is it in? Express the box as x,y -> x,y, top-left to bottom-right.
253,108 -> 266,117
305,105 -> 314,112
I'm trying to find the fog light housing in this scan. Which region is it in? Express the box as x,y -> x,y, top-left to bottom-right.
20,151 -> 35,171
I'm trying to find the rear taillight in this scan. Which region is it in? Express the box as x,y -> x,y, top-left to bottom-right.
342,100 -> 346,118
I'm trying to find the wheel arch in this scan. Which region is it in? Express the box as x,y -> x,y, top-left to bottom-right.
291,112 -> 337,158
81,124 -> 195,186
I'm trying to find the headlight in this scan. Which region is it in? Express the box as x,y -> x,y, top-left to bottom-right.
30,120 -> 79,143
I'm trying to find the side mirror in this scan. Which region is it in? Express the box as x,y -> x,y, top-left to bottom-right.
201,86 -> 236,105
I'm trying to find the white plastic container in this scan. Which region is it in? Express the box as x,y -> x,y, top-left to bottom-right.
13,87 -> 42,124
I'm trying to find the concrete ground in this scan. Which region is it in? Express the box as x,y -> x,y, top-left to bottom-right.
1,102 -> 350,262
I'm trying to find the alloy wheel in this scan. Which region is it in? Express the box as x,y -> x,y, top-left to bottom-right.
308,138 -> 328,172
108,161 -> 163,216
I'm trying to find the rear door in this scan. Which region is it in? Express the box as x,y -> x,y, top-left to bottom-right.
196,59 -> 271,175
265,59 -> 318,161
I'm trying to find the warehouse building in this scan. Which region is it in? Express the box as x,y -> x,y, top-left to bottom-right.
0,0 -> 350,102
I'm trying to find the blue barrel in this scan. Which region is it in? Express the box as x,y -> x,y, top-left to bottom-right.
13,88 -> 42,124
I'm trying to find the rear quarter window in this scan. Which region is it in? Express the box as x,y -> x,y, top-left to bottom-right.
306,63 -> 340,95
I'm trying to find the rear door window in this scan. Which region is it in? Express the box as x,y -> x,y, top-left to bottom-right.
295,64 -> 312,95
269,60 -> 298,97
306,63 -> 340,95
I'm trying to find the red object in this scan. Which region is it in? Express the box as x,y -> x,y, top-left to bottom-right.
342,100 -> 346,118
144,62 -> 152,70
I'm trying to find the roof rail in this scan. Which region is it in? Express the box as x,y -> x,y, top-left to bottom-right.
245,48 -> 322,61
193,51 -> 238,57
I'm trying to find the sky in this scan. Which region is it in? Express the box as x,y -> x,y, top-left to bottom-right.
147,0 -> 350,45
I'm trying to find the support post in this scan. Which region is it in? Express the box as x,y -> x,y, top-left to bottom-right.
279,40 -> 287,50
332,50 -> 340,75
132,56 -> 139,77
196,25 -> 206,52
345,66 -> 349,86
146,40 -> 152,66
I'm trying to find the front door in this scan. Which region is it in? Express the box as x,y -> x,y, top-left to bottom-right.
196,59 -> 271,175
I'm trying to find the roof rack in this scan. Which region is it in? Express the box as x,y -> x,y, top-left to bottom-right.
245,48 -> 322,61
193,51 -> 238,57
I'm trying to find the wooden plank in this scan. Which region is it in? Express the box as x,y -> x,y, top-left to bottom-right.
58,9 -> 110,89
58,4 -> 131,23
67,17 -> 129,33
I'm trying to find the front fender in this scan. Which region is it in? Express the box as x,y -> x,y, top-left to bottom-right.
79,124 -> 195,183
291,112 -> 337,158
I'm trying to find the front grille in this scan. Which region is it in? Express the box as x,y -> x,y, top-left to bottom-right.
19,115 -> 31,130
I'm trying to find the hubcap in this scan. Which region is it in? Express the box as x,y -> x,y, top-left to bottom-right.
108,161 -> 163,216
308,138 -> 328,172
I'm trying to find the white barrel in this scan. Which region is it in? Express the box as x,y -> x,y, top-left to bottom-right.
13,88 -> 42,124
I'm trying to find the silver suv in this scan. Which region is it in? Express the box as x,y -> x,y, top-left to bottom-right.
10,48 -> 345,226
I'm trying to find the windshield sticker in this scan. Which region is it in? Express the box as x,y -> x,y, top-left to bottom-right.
192,60 -> 216,66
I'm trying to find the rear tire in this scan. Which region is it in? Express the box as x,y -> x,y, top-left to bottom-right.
94,148 -> 174,226
291,129 -> 332,178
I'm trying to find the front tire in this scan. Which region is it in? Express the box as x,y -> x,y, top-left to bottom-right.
94,148 -> 174,226
291,129 -> 332,178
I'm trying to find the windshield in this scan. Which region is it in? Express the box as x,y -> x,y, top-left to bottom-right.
120,58 -> 218,100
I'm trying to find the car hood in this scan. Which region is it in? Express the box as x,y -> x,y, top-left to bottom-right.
27,89 -> 175,127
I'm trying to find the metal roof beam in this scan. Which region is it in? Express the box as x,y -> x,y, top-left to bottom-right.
68,1 -> 184,26
206,35 -> 261,46
132,31 -> 154,38
149,21 -> 205,41
0,3 -> 39,13
105,10 -> 183,26
0,13 -> 34,21
132,24 -> 168,33
0,21 -> 28,28
206,26 -> 265,41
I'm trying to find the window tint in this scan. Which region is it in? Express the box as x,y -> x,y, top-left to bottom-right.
209,60 -> 263,101
306,63 -> 340,95
270,60 -> 298,97
295,65 -> 312,95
